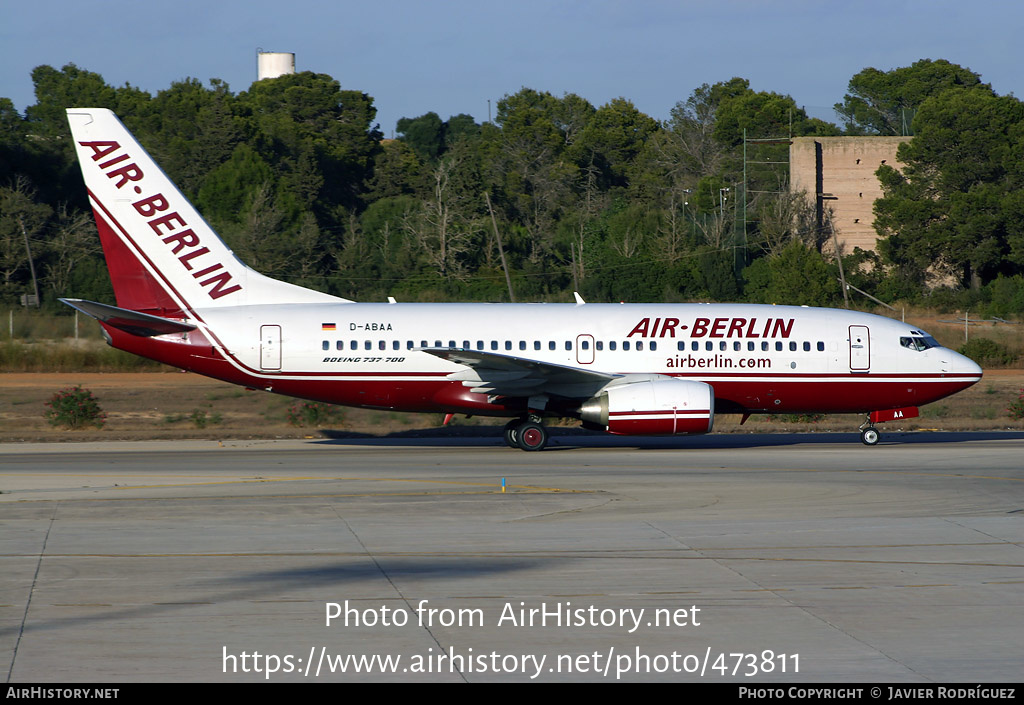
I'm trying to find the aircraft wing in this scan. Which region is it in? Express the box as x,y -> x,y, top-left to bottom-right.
421,348 -> 619,398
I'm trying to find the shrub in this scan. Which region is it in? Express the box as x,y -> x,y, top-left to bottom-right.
957,338 -> 1017,368
1009,389 -> 1024,421
286,401 -> 343,427
189,409 -> 222,428
44,386 -> 105,429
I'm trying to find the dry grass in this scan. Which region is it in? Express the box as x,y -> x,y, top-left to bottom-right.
2,370 -> 1022,444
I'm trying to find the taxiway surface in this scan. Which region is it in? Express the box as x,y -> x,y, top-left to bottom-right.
2,432 -> 1023,682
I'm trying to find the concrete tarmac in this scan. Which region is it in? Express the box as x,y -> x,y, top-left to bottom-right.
2,431 -> 1023,682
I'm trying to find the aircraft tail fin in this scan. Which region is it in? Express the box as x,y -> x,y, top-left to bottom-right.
66,108 -> 350,315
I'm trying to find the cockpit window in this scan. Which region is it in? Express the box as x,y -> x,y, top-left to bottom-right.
900,335 -> 940,351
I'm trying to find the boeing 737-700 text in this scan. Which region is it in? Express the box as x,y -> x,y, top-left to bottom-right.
61,108 -> 982,450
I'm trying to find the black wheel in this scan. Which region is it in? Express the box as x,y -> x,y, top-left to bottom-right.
861,427 -> 880,446
516,421 -> 548,451
503,419 -> 520,448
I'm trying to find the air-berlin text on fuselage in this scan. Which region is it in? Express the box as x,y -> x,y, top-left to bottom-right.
627,317 -> 794,339
79,140 -> 242,300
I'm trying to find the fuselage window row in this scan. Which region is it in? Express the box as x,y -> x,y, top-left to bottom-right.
322,339 -> 824,354
672,340 -> 826,353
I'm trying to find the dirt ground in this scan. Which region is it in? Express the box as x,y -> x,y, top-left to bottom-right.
2,369 -> 1023,443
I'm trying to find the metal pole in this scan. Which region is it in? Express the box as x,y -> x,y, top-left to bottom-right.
484,191 -> 515,302
19,216 -> 40,307
742,128 -> 747,266
827,210 -> 849,309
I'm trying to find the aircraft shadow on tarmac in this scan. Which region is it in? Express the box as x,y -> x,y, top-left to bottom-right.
313,428 -> 1024,451
1,558 -> 539,639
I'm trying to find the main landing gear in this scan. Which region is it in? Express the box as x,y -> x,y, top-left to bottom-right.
503,417 -> 549,451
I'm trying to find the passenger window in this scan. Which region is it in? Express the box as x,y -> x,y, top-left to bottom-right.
365,340 -> 372,350
596,341 -> 603,351
650,341 -> 657,351
477,340 -> 484,350
448,340 -> 456,348
581,340 -> 590,350
817,341 -> 825,352
322,341 -> 329,351
678,341 -> 685,351
776,342 -> 783,351
407,341 -> 414,350
636,341 -> 644,351
803,341 -> 810,352
762,342 -> 769,351
534,341 -> 541,350
335,341 -> 343,351
505,341 -> 512,351
734,342 -> 741,351
520,341 -> 527,351
394,341 -> 401,350
789,342 -> 797,352
609,341 -> 617,351
565,341 -> 572,351
462,340 -> 470,349
421,340 -> 428,348
491,341 -> 498,351
623,341 -> 631,351
549,341 -> 556,350
719,341 -> 727,351
748,342 -> 755,351
351,340 -> 358,351
379,340 -> 386,350
706,342 -> 713,351
692,341 -> 699,351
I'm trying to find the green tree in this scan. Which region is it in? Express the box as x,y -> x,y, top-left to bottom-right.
142,78 -> 242,198
396,111 -> 445,162
364,139 -> 428,201
196,143 -> 274,224
874,86 -> 1024,288
743,241 -> 837,306
0,177 -> 51,303
484,89 -> 585,261
240,71 -> 382,217
571,97 -> 658,189
836,59 -> 987,135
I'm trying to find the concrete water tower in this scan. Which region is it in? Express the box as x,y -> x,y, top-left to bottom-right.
256,50 -> 296,81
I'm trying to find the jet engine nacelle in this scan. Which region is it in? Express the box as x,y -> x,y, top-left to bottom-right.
579,378 -> 715,436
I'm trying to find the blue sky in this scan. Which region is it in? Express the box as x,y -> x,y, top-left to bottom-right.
2,0 -> 1021,135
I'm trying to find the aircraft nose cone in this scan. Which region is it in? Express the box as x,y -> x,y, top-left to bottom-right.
951,350 -> 983,378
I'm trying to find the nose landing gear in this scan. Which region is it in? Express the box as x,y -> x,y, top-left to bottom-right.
860,425 -> 880,446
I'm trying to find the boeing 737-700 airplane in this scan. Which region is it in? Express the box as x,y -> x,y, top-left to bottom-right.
61,108 -> 982,450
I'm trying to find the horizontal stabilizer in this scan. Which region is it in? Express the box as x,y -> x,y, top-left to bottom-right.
60,298 -> 197,337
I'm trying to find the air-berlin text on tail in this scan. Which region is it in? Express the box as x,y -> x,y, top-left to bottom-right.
79,140 -> 242,300
627,317 -> 795,339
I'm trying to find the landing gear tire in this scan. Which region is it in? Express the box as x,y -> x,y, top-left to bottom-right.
503,419 -> 520,448
516,421 -> 548,451
861,427 -> 880,446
